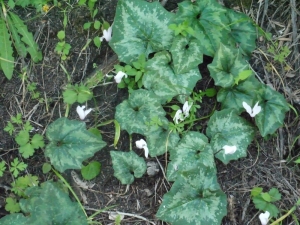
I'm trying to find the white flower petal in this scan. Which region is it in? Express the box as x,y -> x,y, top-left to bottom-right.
243,101 -> 261,117
259,211 -> 270,225
135,139 -> 148,158
182,101 -> 193,118
101,26 -> 112,42
114,71 -> 128,83
173,109 -> 183,124
252,102 -> 262,117
242,101 -> 252,115
222,145 -> 237,154
76,105 -> 93,120
144,146 -> 149,158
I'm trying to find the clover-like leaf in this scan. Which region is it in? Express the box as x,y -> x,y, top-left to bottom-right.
227,9 -> 257,58
206,109 -> 255,164
45,118 -> 106,172
170,36 -> 203,74
157,167 -> 227,225
255,85 -> 289,137
166,131 -> 215,181
217,76 -> 264,113
109,0 -> 174,64
0,181 -> 88,225
110,151 -> 146,185
208,44 -> 250,88
115,89 -> 166,135
143,51 -> 201,103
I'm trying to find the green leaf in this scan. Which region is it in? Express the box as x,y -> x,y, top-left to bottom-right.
143,51 -> 201,103
110,151 -> 146,185
115,89 -> 166,135
261,193 -> 271,202
109,0 -> 174,64
81,161 -> 101,180
208,44 -> 250,88
217,76 -> 264,113
252,195 -> 280,217
45,118 -> 106,172
4,122 -> 14,135
255,85 -> 289,137
11,175 -> 39,197
93,36 -> 101,48
0,19 -> 14,79
42,163 -> 52,174
10,158 -> 27,177
234,70 -> 253,85
170,36 -> 203,74
57,30 -> 65,40
227,9 -> 257,58
166,132 -> 215,181
31,134 -> 45,148
9,12 -> 42,62
5,197 -> 21,213
15,130 -> 30,146
83,22 -> 91,30
269,188 -> 281,202
6,14 -> 27,57
251,187 -> 263,197
156,167 -> 227,225
206,109 -> 255,164
93,20 -> 101,30
19,143 -> 35,158
1,181 -> 88,224
63,84 -> 93,104
0,161 -> 6,177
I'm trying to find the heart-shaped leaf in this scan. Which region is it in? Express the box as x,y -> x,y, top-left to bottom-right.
167,131 -> 215,181
45,118 -> 106,172
115,89 -> 166,135
170,36 -> 203,74
227,9 -> 257,58
143,51 -> 201,103
255,85 -> 289,137
208,44 -> 250,88
217,76 -> 264,113
110,151 -> 146,184
206,109 -> 255,164
157,167 -> 227,225
109,0 -> 174,64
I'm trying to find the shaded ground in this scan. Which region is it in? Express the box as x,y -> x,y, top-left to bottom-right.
0,0 -> 300,224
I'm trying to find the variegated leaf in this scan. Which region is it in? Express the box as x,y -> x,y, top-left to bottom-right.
143,51 -> 201,104
206,109 -> 255,164
45,118 -> 106,172
208,44 -> 249,88
172,0 -> 232,56
170,36 -> 203,74
109,0 -> 174,64
110,151 -> 146,185
167,131 -> 215,181
255,85 -> 289,137
115,89 -> 166,135
227,9 -> 257,58
217,76 -> 264,113
157,167 -> 227,225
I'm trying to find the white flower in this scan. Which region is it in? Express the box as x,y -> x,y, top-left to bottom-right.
136,139 -> 149,158
182,101 -> 193,118
76,105 -> 93,120
222,145 -> 237,154
243,101 -> 261,117
259,211 -> 270,225
114,71 -> 128,83
173,109 -> 184,124
100,26 -> 112,42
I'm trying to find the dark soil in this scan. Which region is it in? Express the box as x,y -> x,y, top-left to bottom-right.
0,0 -> 300,224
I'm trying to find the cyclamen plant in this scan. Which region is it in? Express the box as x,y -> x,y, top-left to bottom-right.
108,0 -> 289,224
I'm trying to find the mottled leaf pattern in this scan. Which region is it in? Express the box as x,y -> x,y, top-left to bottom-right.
167,132 -> 215,181
115,89 -> 166,135
0,181 -> 87,225
208,44 -> 250,88
109,0 -> 174,64
227,9 -> 257,58
170,36 -> 203,74
157,167 -> 227,225
45,118 -> 106,172
206,109 -> 255,164
255,86 -> 289,137
110,151 -> 146,184
143,51 -> 201,103
217,76 -> 264,113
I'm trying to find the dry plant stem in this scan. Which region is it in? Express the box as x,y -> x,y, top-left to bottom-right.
290,0 -> 300,70
85,208 -> 156,225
